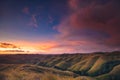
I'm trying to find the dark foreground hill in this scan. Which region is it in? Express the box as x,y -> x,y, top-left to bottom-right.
0,51 -> 120,80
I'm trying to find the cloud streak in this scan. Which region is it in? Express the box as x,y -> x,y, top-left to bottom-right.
0,50 -> 25,53
0,42 -> 19,48
0,42 -> 30,53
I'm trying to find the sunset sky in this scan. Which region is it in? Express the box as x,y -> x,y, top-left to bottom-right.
0,0 -> 120,54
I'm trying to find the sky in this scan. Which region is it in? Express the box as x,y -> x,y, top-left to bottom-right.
0,0 -> 120,54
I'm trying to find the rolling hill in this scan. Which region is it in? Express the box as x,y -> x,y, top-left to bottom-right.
0,51 -> 120,80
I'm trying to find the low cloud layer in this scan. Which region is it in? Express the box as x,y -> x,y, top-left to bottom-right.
0,50 -> 25,53
0,42 -> 26,53
0,42 -> 19,48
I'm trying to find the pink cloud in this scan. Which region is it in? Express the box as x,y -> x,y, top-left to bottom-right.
22,7 -> 30,14
68,0 -> 79,10
55,0 -> 120,52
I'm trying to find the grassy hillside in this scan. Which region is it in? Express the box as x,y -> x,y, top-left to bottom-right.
0,51 -> 120,80
0,64 -> 94,80
96,64 -> 120,80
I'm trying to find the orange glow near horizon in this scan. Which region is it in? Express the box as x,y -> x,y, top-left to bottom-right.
0,41 -> 59,54
0,40 -> 90,54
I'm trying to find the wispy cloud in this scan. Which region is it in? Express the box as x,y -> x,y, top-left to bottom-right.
22,7 -> 38,28
27,14 -> 38,28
